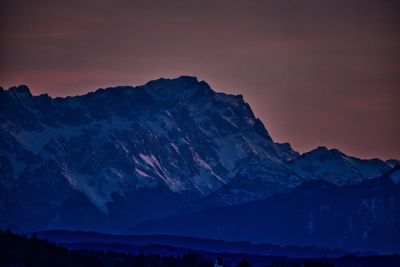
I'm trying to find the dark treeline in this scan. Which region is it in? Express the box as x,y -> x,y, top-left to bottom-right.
0,230 -> 332,267
1,230 -> 212,267
2,230 -> 400,267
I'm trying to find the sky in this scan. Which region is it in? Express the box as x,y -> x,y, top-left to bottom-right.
0,0 -> 399,160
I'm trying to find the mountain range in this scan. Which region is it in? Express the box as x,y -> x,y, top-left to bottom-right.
133,166 -> 400,253
0,76 -> 398,252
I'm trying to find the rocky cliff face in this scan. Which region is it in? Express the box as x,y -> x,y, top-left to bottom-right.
0,76 -> 394,232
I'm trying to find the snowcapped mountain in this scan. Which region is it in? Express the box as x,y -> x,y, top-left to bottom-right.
0,76 -> 395,231
286,146 -> 391,185
0,76 -> 299,231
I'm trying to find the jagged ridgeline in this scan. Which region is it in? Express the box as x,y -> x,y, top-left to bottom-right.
0,76 -> 398,245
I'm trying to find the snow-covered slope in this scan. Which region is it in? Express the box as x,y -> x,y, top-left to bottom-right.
286,146 -> 391,185
0,76 -> 395,231
0,76 -> 300,230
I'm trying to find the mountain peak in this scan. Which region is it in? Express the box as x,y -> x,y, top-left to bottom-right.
143,76 -> 214,103
306,146 -> 345,158
314,146 -> 329,152
145,76 -> 200,88
6,85 -> 32,98
176,75 -> 199,83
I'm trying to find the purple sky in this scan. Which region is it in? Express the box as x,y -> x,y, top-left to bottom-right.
1,0 -> 399,159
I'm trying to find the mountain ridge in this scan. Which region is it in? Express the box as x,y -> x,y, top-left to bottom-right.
0,76 -> 396,233
132,166 -> 400,253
